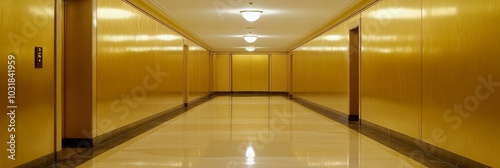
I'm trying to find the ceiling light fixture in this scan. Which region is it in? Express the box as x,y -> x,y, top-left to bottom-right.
240,10 -> 262,22
245,46 -> 256,52
243,35 -> 258,43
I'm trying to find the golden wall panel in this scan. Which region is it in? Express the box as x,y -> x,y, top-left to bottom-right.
154,24 -> 184,113
291,48 -> 305,96
286,52 -> 292,93
292,21 -> 350,114
0,0 -> 55,166
422,0 -> 500,166
232,55 -> 252,91
250,55 -> 269,91
213,54 -> 231,91
187,41 -> 209,102
200,50 -> 210,94
271,54 -> 287,92
360,0 -> 422,139
232,55 -> 269,92
187,42 -> 200,101
94,0 -> 184,136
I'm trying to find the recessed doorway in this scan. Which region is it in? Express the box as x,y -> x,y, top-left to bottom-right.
349,27 -> 360,121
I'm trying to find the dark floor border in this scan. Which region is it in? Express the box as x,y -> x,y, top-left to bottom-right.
94,104 -> 186,146
361,120 -> 490,168
63,95 -> 211,148
51,95 -> 211,167
291,95 -> 490,168
62,138 -> 93,148
292,96 -> 350,123
212,91 -> 289,97
61,104 -> 184,148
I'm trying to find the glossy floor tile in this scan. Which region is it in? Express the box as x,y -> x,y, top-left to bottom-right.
60,96 -> 440,167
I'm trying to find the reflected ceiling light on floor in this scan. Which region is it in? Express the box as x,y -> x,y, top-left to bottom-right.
245,144 -> 256,165
245,46 -> 256,52
240,10 -> 262,22
243,35 -> 258,43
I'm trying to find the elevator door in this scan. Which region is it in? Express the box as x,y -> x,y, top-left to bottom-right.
232,54 -> 269,92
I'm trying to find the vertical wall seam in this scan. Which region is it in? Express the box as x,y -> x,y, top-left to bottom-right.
420,0 -> 424,140
269,54 -> 272,92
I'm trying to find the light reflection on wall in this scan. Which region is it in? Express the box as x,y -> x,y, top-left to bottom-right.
298,47 -> 348,51
99,34 -> 181,42
368,7 -> 458,19
323,35 -> 344,41
368,8 -> 421,19
98,8 -> 134,19
29,6 -> 54,17
427,7 -> 458,16
189,46 -> 204,51
362,35 -> 419,41
101,46 -> 184,53
362,47 -> 416,54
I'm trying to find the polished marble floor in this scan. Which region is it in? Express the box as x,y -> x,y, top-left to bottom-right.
55,96 -> 456,168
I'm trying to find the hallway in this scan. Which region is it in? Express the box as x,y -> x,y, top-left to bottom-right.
56,96 -> 452,168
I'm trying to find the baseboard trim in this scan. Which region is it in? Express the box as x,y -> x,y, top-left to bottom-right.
292,96 -> 350,124
290,95 -> 489,167
211,91 -> 289,97
62,138 -> 93,148
54,95 -> 212,167
63,94 -> 211,148
361,120 -> 490,168
348,115 -> 359,121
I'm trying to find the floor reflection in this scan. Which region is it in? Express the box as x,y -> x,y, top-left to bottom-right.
75,96 -> 426,168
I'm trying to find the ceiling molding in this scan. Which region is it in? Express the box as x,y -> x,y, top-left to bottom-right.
124,0 -> 213,51
286,0 -> 380,52
125,0 -> 379,53
145,0 -> 205,44
287,0 -> 358,49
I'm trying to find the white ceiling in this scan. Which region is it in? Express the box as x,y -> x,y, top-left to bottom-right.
144,0 -> 360,52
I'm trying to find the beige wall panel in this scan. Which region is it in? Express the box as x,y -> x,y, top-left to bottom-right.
360,0 -> 422,139
213,54 -> 231,91
422,0 -> 500,166
271,54 -> 288,92
251,55 -> 269,91
232,55 -> 252,91
0,0 -> 56,166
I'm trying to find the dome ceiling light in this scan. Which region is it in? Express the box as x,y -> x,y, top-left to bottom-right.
243,32 -> 258,43
240,10 -> 262,22
245,46 -> 256,52
240,2 -> 262,22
